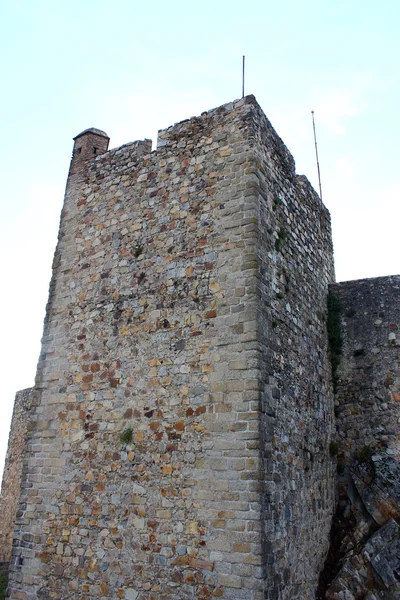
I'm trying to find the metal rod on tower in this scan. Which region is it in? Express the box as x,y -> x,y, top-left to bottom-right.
242,55 -> 245,98
311,110 -> 323,201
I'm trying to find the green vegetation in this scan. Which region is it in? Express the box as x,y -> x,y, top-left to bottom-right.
273,196 -> 282,211
0,571 -> 8,600
275,228 -> 288,252
120,427 -> 133,445
337,462 -> 345,475
134,245 -> 144,258
356,446 -> 373,463
327,292 -> 343,393
329,441 -> 339,457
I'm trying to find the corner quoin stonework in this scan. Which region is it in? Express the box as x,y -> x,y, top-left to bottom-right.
6,96 -> 336,600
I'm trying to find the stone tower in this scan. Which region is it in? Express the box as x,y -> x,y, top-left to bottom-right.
7,96 -> 336,600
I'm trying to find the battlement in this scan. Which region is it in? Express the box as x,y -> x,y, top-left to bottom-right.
156,95 -> 256,146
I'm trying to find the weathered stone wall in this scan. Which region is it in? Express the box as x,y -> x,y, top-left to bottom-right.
321,276 -> 400,599
332,276 -> 400,464
7,96 -> 336,600
0,388 -> 33,562
250,103 -> 336,598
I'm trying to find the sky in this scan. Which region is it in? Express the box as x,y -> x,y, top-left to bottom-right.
0,0 -> 399,474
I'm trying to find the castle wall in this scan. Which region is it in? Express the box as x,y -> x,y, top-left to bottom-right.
331,276 -> 400,464
8,97 -> 267,600
250,103 -> 336,598
0,388 -> 33,562
7,96 -> 336,600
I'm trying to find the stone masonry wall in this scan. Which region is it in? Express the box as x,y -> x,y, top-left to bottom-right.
7,96 -> 335,600
250,103 -> 336,598
8,97 -> 267,600
0,388 -> 33,562
331,276 -> 400,464
320,276 -> 400,599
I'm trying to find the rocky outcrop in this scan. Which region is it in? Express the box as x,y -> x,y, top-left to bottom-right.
352,456 -> 400,526
324,455 -> 400,599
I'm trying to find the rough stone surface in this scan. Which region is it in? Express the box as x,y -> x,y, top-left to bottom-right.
323,455 -> 400,600
325,516 -> 400,600
320,278 -> 400,599
253,105 -> 335,598
3,96 -> 336,599
3,97 -> 400,600
367,519 -> 400,590
331,276 -> 400,465
351,455 -> 400,525
0,388 -> 33,562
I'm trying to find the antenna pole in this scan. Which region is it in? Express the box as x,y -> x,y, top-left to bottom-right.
242,55 -> 245,98
311,110 -> 323,201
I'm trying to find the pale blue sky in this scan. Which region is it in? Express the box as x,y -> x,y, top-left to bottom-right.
0,0 -> 399,472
